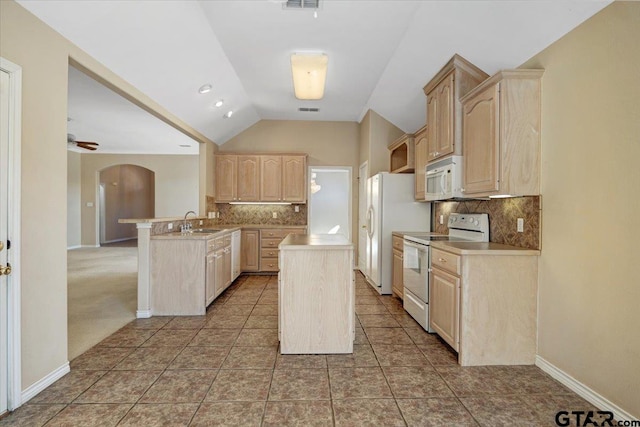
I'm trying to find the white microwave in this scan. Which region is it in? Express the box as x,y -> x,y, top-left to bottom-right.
425,155 -> 464,201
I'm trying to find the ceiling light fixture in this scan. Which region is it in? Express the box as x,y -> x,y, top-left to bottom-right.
198,84 -> 212,94
214,100 -> 224,107
223,110 -> 233,119
290,53 -> 328,100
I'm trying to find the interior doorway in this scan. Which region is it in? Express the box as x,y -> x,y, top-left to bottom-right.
98,164 -> 154,246
308,167 -> 352,240
358,162 -> 368,270
1,57 -> 22,413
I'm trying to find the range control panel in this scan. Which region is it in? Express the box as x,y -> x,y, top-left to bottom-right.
448,213 -> 489,233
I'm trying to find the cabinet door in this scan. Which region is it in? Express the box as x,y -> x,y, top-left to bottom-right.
429,268 -> 460,351
392,248 -> 404,299
414,129 -> 427,200
462,83 -> 500,195
426,95 -> 438,161
205,252 -> 216,306
214,249 -> 225,296
241,230 -> 260,271
282,155 -> 306,202
216,155 -> 237,202
223,246 -> 232,288
260,156 -> 282,201
237,155 -> 260,202
231,231 -> 241,280
436,72 -> 455,159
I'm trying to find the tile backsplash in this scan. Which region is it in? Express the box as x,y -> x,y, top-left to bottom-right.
433,196 -> 541,250
205,197 -> 307,226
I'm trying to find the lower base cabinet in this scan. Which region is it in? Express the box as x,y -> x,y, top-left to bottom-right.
429,267 -> 460,351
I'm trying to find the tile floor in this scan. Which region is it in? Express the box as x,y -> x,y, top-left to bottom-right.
1,272 -> 603,426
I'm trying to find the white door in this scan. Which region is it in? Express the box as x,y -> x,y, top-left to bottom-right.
0,66 -> 10,416
358,162 -> 368,271
308,167 -> 351,239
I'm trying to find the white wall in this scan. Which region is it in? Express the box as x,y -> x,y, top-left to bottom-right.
81,154 -> 199,246
67,151 -> 81,248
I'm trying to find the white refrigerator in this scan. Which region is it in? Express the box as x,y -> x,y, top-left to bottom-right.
363,173 -> 431,294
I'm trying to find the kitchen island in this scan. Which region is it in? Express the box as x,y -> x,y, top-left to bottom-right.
278,234 -> 355,354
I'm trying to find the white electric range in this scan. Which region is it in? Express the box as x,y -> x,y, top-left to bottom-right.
402,213 -> 489,332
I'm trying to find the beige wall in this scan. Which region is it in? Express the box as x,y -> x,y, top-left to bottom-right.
0,0 -> 215,391
221,120 -> 360,242
521,1 -> 640,417
99,164 -> 154,243
358,110 -> 404,178
67,151 -> 82,248
199,141 -> 217,216
81,154 -> 199,246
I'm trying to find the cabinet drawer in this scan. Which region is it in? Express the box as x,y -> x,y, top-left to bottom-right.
392,235 -> 404,251
260,257 -> 279,271
261,238 -> 282,248
208,236 -> 226,252
281,228 -> 305,235
223,235 -> 232,247
431,248 -> 461,275
261,248 -> 279,258
261,229 -> 287,239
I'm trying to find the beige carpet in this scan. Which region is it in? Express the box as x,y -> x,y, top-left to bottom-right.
67,241 -> 138,360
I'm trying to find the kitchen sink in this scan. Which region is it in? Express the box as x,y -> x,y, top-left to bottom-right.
189,228 -> 222,234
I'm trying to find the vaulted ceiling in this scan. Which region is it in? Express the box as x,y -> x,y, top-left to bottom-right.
19,0 -> 611,153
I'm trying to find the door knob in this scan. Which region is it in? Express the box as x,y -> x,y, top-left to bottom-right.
0,263 -> 11,276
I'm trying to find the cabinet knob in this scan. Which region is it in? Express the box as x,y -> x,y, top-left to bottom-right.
438,258 -> 447,263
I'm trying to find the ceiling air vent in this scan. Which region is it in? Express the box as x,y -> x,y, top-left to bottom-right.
284,0 -> 319,10
298,107 -> 320,112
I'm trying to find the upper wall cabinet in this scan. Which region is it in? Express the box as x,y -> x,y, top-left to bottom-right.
423,55 -> 489,163
216,153 -> 307,203
216,155 -> 237,202
461,70 -> 543,197
388,134 -> 415,174
413,125 -> 428,200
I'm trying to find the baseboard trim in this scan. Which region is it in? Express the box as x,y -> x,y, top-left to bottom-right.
136,310 -> 152,319
102,237 -> 137,244
21,362 -> 70,404
535,355 -> 636,421
81,245 -> 100,248
67,245 -> 82,250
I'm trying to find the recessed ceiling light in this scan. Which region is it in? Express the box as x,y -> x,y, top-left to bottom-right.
223,111 -> 233,119
214,100 -> 224,107
198,84 -> 212,94
179,144 -> 192,148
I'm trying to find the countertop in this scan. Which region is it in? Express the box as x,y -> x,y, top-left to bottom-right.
120,217 -> 206,224
430,241 -> 540,256
392,231 -> 431,238
220,224 -> 307,229
280,234 -> 353,250
151,227 -> 241,240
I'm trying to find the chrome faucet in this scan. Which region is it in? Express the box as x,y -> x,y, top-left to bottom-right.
181,210 -> 197,233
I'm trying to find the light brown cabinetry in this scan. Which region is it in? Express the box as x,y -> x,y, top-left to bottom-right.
216,153 -> 307,203
423,55 -> 488,163
260,228 -> 306,272
429,243 -> 539,366
215,155 -> 237,202
461,70 -> 543,197
429,248 -> 461,351
388,134 -> 415,174
391,235 -> 404,299
260,156 -> 282,202
237,155 -> 260,201
205,251 -> 217,306
413,125 -> 427,200
241,230 -> 260,272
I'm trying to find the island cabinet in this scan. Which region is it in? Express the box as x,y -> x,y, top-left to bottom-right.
461,70 -> 543,197
151,230 -> 236,315
278,234 -> 355,354
429,242 -> 539,366
391,234 -> 404,299
413,125 -> 427,200
423,54 -> 489,163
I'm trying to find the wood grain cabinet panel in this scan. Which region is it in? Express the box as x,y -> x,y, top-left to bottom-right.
260,156 -> 283,201
282,155 -> 307,202
237,155 -> 260,202
241,230 -> 260,272
461,70 -> 543,197
215,155 -> 237,202
413,126 -> 428,200
392,248 -> 404,300
429,267 -> 460,351
423,55 -> 489,164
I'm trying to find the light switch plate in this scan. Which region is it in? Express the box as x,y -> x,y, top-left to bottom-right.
272,212 -> 278,219
86,202 -> 94,207
439,214 -> 444,225
517,218 -> 524,233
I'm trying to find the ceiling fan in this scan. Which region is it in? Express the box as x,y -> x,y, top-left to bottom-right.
67,133 -> 99,151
